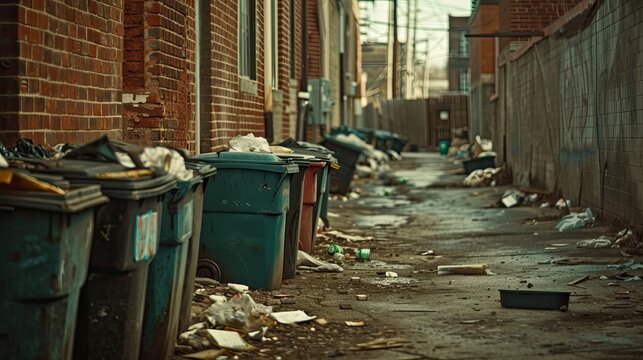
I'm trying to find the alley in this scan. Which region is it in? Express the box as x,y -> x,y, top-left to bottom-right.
226,153 -> 643,359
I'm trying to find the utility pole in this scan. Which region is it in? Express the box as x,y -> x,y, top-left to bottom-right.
386,1 -> 393,99
404,0 -> 415,99
392,0 -> 398,98
423,38 -> 430,98
411,0 -> 418,98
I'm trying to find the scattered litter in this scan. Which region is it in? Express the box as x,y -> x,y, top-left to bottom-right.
554,257 -> 625,265
182,349 -> 227,359
624,276 -> 642,282
315,318 -> 329,325
384,271 -> 398,278
350,276 -> 361,282
200,294 -> 272,332
555,208 -> 595,232
339,303 -> 353,310
325,230 -> 374,242
296,250 -> 344,273
345,321 -> 366,327
555,198 -> 572,209
567,275 -> 590,286
332,253 -> 345,265
599,276 -> 609,280
208,295 -> 227,304
188,322 -> 209,331
227,283 -> 249,293
350,337 -> 410,351
420,250 -> 435,256
204,329 -> 253,351
501,190 -> 526,208
356,294 -> 368,301
463,167 -> 502,187
460,320 -> 481,324
354,248 -> 371,261
607,260 -> 643,271
545,247 -> 558,250
540,202 -> 551,208
247,327 -> 269,341
327,243 -> 344,255
577,236 -> 612,248
550,243 -> 570,247
269,310 -> 316,325
437,264 -> 489,275
613,229 -> 636,247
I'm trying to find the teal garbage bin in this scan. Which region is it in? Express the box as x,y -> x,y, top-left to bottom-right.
438,139 -> 450,156
0,184 -> 108,359
177,161 -> 216,333
140,174 -> 203,360
196,152 -> 298,290
22,158 -> 177,360
322,136 -> 363,195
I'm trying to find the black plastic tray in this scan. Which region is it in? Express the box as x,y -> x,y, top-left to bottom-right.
499,289 -> 571,310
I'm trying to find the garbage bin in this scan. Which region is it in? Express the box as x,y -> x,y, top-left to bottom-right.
373,130 -> 394,152
177,161 -> 216,333
298,161 -> 324,254
391,133 -> 409,154
322,136 -> 363,195
275,155 -> 308,279
196,152 -> 299,290
139,173 -> 203,360
438,139 -> 450,156
0,183 -> 108,359
26,159 -> 178,360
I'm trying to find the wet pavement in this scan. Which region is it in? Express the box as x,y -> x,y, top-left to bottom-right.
189,152 -> 643,359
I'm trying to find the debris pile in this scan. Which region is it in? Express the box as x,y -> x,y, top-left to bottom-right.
555,208 -> 595,232
334,133 -> 392,180
463,167 -> 503,187
176,281 -> 317,357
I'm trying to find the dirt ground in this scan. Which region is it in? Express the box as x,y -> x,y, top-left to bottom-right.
177,152 -> 643,360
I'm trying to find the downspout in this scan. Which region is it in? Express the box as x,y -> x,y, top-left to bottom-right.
297,0 -> 308,141
338,0 -> 346,126
194,0 -> 201,154
264,0 -> 274,142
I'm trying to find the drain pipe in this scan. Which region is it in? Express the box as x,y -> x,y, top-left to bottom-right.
194,0 -> 201,154
297,0 -> 309,141
338,0 -> 346,126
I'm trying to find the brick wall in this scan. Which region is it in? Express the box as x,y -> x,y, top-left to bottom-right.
469,3 -> 499,138
274,0 -> 292,141
329,0 -> 340,128
499,0 -> 643,227
0,0 -> 123,146
198,0 -> 265,151
122,0 -> 195,151
306,0 -> 321,79
498,0 -> 583,50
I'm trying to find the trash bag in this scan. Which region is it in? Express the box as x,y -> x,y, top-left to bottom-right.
555,208 -> 595,232
200,294 -> 272,333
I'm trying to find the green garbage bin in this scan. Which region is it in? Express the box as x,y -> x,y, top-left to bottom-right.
322,136 -> 363,195
23,159 -> 177,360
177,161 -> 216,334
438,139 -> 450,156
140,174 -> 203,360
196,152 -> 298,290
0,184 -> 108,359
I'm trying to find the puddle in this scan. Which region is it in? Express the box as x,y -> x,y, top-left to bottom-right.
350,260 -> 412,270
353,214 -> 408,228
357,197 -> 411,208
364,277 -> 417,286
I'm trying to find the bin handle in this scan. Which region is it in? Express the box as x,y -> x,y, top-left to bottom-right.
272,172 -> 288,201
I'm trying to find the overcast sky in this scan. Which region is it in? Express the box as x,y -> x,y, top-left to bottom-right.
360,0 -> 471,69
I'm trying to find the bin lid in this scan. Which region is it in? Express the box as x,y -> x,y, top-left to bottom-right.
322,135 -> 364,154
184,159 -> 217,178
197,152 -> 299,174
0,184 -> 109,213
20,159 -> 178,200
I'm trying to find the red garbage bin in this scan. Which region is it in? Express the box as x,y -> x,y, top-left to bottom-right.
298,161 -> 325,254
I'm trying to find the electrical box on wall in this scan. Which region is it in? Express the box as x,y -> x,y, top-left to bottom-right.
307,78 -> 332,125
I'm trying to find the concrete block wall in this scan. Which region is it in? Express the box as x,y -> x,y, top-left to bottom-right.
0,0 -> 123,145
501,0 -> 643,225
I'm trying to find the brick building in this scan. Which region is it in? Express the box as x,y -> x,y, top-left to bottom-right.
468,0 -> 499,139
0,1 -> 362,152
447,16 -> 469,92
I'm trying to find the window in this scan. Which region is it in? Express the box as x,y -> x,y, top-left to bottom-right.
271,0 -> 278,87
239,0 -> 256,79
459,32 -> 468,57
459,70 -> 470,92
